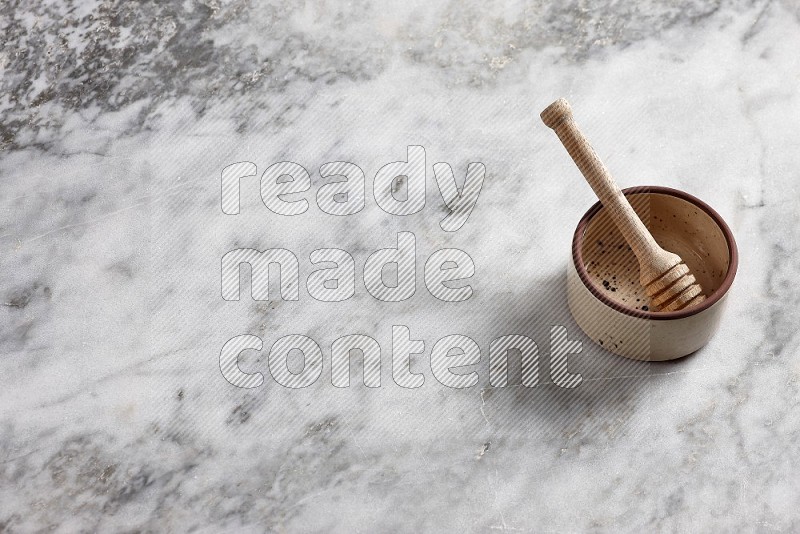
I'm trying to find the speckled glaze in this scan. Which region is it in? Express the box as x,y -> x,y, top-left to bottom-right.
567,187 -> 738,360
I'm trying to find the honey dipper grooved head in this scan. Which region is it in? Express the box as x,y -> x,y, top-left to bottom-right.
644,262 -> 707,312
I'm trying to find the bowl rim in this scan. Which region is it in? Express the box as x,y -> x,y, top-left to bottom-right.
572,186 -> 739,321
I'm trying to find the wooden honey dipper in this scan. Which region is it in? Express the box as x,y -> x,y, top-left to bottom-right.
541,98 -> 705,312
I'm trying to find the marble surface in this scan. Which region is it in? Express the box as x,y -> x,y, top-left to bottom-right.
2,0 -> 800,531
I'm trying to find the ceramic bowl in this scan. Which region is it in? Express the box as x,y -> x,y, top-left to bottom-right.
566,186 -> 738,361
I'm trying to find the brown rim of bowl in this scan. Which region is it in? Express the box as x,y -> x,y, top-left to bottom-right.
572,186 -> 739,321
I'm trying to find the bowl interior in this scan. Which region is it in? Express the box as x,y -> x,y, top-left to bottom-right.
579,191 -> 731,313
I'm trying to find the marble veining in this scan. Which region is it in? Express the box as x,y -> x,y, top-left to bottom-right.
1,0 -> 800,531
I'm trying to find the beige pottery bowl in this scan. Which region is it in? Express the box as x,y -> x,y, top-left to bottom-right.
567,186 -> 738,361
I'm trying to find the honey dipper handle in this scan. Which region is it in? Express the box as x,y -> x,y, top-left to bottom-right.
540,98 -> 659,264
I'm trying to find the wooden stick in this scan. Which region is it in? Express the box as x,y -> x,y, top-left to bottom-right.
541,98 -> 705,311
